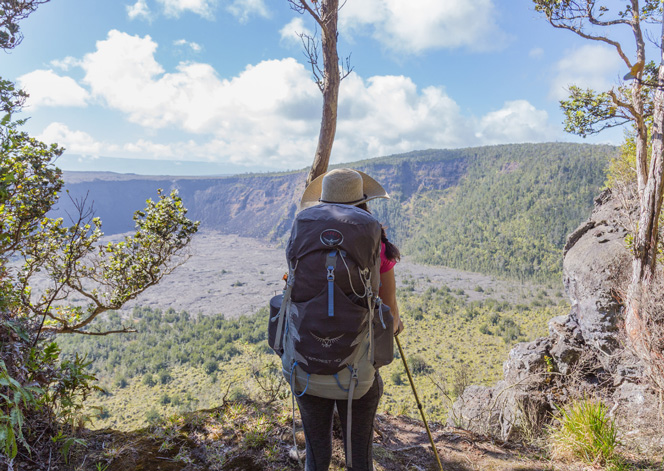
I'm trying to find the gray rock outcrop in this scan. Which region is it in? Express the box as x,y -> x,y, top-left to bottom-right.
562,189 -> 630,352
449,189 -> 661,450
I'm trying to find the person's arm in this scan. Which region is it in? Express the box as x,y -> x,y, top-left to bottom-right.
379,267 -> 403,335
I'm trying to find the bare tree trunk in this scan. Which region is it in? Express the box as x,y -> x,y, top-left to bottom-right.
631,0 -> 648,200
305,0 -> 339,187
625,10 -> 664,354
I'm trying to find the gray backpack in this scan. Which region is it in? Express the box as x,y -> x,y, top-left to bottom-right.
268,203 -> 394,466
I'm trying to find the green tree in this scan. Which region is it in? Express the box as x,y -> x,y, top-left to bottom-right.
0,3 -> 199,463
533,0 -> 664,366
0,0 -> 50,49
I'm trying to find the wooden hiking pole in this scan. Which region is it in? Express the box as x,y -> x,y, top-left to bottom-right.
395,335 -> 444,471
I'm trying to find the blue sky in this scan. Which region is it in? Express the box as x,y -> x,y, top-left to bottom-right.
3,0 -> 642,175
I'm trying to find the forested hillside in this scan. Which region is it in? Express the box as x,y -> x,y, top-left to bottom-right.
394,143 -> 611,281
57,143 -> 615,281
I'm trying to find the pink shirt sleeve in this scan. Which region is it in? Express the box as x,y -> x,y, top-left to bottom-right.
380,242 -> 396,274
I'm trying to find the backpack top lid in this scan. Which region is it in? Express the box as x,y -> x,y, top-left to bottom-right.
287,203 -> 381,270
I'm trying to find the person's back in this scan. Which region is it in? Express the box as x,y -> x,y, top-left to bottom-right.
269,168 -> 403,470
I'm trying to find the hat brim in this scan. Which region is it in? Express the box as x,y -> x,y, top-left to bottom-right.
299,169 -> 389,210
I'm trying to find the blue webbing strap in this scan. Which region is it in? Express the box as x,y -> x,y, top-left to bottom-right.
325,250 -> 337,317
290,362 -> 310,397
332,366 -> 354,392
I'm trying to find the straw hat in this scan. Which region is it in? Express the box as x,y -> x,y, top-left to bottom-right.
300,168 -> 389,210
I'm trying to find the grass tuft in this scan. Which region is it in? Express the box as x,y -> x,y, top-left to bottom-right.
548,398 -> 623,468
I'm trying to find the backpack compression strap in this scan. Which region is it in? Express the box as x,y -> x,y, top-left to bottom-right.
346,367 -> 359,468
274,261 -> 297,352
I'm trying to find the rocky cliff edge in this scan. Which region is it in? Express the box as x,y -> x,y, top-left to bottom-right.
448,189 -> 662,453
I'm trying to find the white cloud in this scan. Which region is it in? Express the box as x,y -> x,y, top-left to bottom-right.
50,56 -> 81,71
529,47 -> 544,59
174,39 -> 202,52
341,0 -> 509,53
550,44 -> 623,100
280,17 -> 313,47
69,29 -> 556,169
17,70 -> 90,108
80,30 -> 320,167
333,73 -> 473,159
157,0 -> 217,18
226,0 -> 269,23
475,100 -> 556,144
38,123 -> 106,155
127,0 -> 152,20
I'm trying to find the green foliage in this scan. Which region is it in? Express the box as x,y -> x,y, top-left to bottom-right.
0,318 -> 100,462
0,1 -> 50,50
0,40 -> 197,463
53,279 -> 563,430
606,134 -> 641,189
57,306 -> 267,384
0,359 -> 37,459
390,370 -> 403,386
371,144 -> 613,282
451,362 -> 471,398
548,399 -> 622,467
203,359 -> 218,375
559,86 -> 626,138
408,355 -> 431,375
145,407 -> 160,425
51,431 -> 86,465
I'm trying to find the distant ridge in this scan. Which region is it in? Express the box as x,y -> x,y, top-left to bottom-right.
61,171 -> 232,184
55,152 -> 281,177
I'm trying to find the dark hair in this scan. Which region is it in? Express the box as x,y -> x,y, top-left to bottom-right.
356,203 -> 401,262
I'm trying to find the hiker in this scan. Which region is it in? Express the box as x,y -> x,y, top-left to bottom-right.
292,168 -> 403,470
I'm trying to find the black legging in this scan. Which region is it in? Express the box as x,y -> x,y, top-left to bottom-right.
295,376 -> 383,470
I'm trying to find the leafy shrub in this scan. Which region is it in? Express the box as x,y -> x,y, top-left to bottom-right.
390,370 -> 404,386
548,399 -> 621,467
0,325 -> 100,461
146,407 -> 161,425
142,373 -> 156,387
452,362 -> 471,398
496,317 -> 522,344
204,359 -> 218,375
221,344 -> 241,361
408,355 -> 432,375
114,375 -> 128,389
158,370 -> 172,385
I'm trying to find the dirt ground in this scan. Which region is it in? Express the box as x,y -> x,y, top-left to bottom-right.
49,401 -> 661,471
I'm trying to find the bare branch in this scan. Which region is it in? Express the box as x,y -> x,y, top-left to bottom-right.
548,20 -> 632,67
587,2 -> 631,27
288,0 -> 325,31
55,326 -> 138,336
300,31 -> 324,92
608,89 -> 637,117
340,53 -> 353,81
